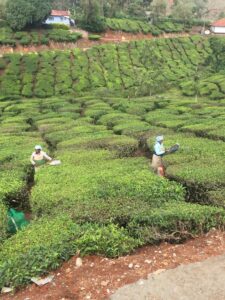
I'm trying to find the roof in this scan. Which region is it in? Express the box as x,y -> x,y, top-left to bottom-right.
212,18 -> 225,27
51,10 -> 70,17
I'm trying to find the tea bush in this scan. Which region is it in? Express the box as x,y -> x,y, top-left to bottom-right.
0,215 -> 80,288
0,27 -> 82,47
105,18 -> 174,36
127,202 -> 225,243
0,202 -> 8,243
0,215 -> 139,288
88,34 -> 101,41
146,131 -> 225,205
30,152 -> 184,218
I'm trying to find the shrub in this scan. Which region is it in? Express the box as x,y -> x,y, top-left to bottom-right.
0,216 -> 139,288
0,215 -> 79,288
47,23 -> 70,30
88,34 -> 101,41
76,223 -> 140,257
128,202 -> 225,243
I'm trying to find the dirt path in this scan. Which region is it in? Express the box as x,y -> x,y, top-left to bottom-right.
2,230 -> 225,300
0,30 -> 193,55
111,254 -> 225,300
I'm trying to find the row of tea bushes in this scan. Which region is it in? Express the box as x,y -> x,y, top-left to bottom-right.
0,133 -> 44,242
1,196 -> 224,289
0,27 -> 82,47
105,18 -> 162,35
0,37 -> 211,99
144,97 -> 225,141
0,98 -> 55,242
181,74 -> 225,100
105,18 -> 185,35
30,149 -> 184,219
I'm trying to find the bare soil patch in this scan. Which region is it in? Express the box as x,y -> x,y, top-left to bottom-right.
2,229 -> 225,300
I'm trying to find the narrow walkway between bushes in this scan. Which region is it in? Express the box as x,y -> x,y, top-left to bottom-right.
111,253 -> 225,300
2,230 -> 225,300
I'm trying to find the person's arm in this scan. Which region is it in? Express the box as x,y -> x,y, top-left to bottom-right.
43,152 -> 52,161
30,153 -> 36,166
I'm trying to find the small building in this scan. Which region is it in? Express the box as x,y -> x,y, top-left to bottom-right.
44,10 -> 75,27
211,18 -> 225,34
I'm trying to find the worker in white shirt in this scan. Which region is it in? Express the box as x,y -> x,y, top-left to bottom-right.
30,145 -> 52,168
151,136 -> 168,177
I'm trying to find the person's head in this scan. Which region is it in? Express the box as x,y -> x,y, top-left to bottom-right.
156,136 -> 164,144
34,145 -> 42,154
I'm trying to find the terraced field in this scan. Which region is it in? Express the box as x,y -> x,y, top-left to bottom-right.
0,36 -> 215,98
0,36 -> 225,289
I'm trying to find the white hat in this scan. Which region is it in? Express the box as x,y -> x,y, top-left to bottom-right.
156,136 -> 164,142
35,145 -> 42,150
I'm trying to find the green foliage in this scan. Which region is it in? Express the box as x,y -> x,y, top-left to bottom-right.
105,18 -> 164,35
0,92 -> 224,289
80,0 -> 106,33
47,23 -> 70,30
0,202 -> 8,243
128,202 -> 225,243
76,223 -> 140,257
0,26 -> 81,47
88,34 -> 101,41
0,37 -> 217,99
6,0 -> 53,30
47,29 -> 82,43
0,215 -> 79,288
6,0 -> 34,30
0,215 -> 140,289
30,152 -> 184,218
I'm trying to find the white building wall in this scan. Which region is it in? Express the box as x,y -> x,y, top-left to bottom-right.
45,16 -> 70,26
211,26 -> 225,33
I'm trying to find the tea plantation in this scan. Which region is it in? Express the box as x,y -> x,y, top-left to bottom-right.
0,36 -> 225,289
0,26 -> 82,47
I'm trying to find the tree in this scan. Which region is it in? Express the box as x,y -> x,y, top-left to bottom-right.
150,0 -> 167,22
80,0 -> 106,33
6,0 -> 53,30
193,0 -> 208,19
0,0 -> 7,19
171,0 -> 194,23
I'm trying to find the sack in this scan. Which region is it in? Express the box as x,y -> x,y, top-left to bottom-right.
49,160 -> 61,166
168,143 -> 180,154
8,208 -> 29,234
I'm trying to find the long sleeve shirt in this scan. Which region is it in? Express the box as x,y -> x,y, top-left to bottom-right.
30,151 -> 52,165
154,142 -> 166,156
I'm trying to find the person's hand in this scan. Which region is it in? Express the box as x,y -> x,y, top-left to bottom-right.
32,162 -> 36,166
